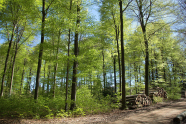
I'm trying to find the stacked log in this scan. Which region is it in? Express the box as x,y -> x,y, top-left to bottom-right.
135,94 -> 152,107
153,87 -> 167,99
120,94 -> 152,109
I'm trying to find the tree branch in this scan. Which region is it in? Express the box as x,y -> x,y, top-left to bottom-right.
45,0 -> 55,14
122,0 -> 133,12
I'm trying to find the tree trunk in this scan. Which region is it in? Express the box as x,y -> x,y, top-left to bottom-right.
119,0 -> 126,109
114,56 -> 117,93
53,31 -> 60,98
65,0 -> 72,111
26,68 -> 32,94
65,28 -> 71,112
9,41 -> 18,96
20,58 -> 26,94
130,63 -> 132,95
42,61 -> 46,95
35,0 -> 46,100
1,23 -> 16,97
53,63 -> 58,98
70,2 -> 80,110
137,0 -> 149,96
139,65 -> 141,92
112,12 -> 121,94
47,65 -> 51,96
143,29 -> 149,96
102,50 -> 106,89
151,59 -> 154,83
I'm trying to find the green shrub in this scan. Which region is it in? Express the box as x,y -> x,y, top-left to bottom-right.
153,96 -> 163,103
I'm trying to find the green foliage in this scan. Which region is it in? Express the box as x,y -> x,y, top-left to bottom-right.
102,87 -> 115,97
153,96 -> 163,103
0,86 -> 121,118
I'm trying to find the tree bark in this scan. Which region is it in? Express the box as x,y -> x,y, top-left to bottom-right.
20,58 -> 26,94
42,61 -> 46,95
114,56 -> 117,93
1,23 -> 16,97
136,0 -> 151,96
47,65 -> 51,96
119,0 -> 126,109
9,41 -> 18,95
70,2 -> 80,110
34,0 -> 46,100
130,63 -> 132,95
53,31 -> 60,98
112,12 -> 121,94
102,50 -> 106,90
65,0 -> 72,112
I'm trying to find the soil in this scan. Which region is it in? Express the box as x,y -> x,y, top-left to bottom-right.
1,98 -> 186,124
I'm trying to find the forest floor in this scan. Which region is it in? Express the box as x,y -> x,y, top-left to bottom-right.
1,98 -> 186,124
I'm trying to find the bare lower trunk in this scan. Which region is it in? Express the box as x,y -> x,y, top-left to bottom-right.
120,0 -> 126,109
1,24 -> 16,97
102,50 -> 106,90
47,65 -> 51,96
70,3 -> 80,110
53,63 -> 58,98
20,59 -> 26,94
9,42 -> 18,95
35,0 -> 46,100
43,61 -> 46,95
114,56 -> 116,93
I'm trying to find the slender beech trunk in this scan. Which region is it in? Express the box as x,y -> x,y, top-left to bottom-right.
9,41 -> 18,95
130,63 -> 132,95
119,0 -> 126,109
139,65 -> 141,92
137,66 -> 139,93
160,48 -> 166,82
10,25 -> 25,96
53,31 -> 60,98
155,52 -> 158,80
47,65 -> 51,96
65,29 -> 70,112
112,12 -> 121,94
26,68 -> 32,94
53,63 -> 58,98
70,2 -> 80,110
43,61 -> 46,95
61,76 -> 63,91
1,23 -> 16,97
102,50 -> 106,90
143,28 -> 149,96
34,0 -> 46,100
137,0 -> 150,96
65,0 -> 72,112
20,58 -> 26,94
7,54 -> 14,88
29,68 -> 32,92
151,59 -> 154,82
114,56 -> 117,93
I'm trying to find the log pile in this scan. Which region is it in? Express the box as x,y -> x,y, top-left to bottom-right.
135,94 -> 152,107
116,87 -> 168,109
153,87 -> 167,99
122,94 -> 152,109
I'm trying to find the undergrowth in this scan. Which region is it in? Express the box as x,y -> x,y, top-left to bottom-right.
0,86 -> 121,119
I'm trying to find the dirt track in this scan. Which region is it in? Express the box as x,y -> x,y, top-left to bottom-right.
1,98 -> 186,124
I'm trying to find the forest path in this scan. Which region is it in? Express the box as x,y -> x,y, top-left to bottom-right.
1,98 -> 186,124
109,99 -> 186,124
